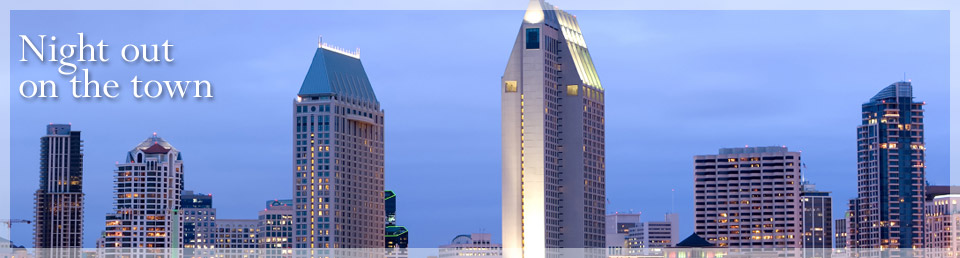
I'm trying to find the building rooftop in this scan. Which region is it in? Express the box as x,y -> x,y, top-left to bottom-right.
718,146 -> 789,155
298,43 -> 378,104
675,233 -> 714,248
870,81 -> 912,102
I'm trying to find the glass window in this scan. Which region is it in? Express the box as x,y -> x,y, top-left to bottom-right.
525,28 -> 540,49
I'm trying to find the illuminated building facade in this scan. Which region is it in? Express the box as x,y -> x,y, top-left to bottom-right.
292,42 -> 385,250
182,190 -> 216,250
259,200 -> 294,254
605,213 -> 641,256
848,81 -> 926,249
215,219 -> 259,258
626,213 -> 679,255
501,0 -> 607,256
693,146 -> 802,248
103,134 -> 185,256
923,195 -> 960,258
34,124 -> 84,258
438,233 -> 502,258
800,183 -> 832,257
835,218 -> 847,249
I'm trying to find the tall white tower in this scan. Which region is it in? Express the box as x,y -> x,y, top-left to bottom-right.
502,1 -> 607,257
103,134 -> 184,257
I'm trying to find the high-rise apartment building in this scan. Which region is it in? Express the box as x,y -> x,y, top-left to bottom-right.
693,146 -> 802,248
849,81 -> 926,249
924,194 -> 959,258
501,0 -> 607,256
33,124 -> 84,258
626,213 -> 679,254
439,233 -> 502,258
103,134 -> 185,256
292,41 -> 385,250
801,183 -> 832,257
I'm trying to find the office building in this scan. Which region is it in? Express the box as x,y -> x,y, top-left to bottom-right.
438,233 -> 502,258
626,213 -> 679,255
292,40 -> 386,250
501,0 -> 607,256
848,81 -> 926,249
215,219 -> 259,258
801,183 -> 832,257
605,213 -> 641,256
33,124 -> 84,258
923,195 -> 960,258
835,218 -> 847,249
103,134 -> 184,257
259,199 -> 294,255
693,146 -> 803,248
182,190 -> 216,250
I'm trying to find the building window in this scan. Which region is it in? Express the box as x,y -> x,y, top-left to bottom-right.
505,81 -> 518,92
567,85 -> 578,96
525,28 -> 540,49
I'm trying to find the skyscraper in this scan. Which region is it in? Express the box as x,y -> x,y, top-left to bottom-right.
693,146 -> 802,248
501,0 -> 607,256
800,183 -> 832,257
384,191 -> 408,258
292,41 -> 385,250
103,134 -> 184,256
849,81 -> 926,249
33,124 -> 84,258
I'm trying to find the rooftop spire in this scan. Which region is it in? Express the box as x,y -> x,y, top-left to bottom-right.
523,0 -> 544,23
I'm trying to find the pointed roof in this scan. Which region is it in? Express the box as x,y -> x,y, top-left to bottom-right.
870,81 -> 912,102
298,45 -> 378,104
675,233 -> 714,247
142,143 -> 170,154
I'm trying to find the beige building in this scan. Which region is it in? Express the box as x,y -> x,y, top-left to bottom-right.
501,0 -> 607,257
924,195 -> 960,258
693,146 -> 802,248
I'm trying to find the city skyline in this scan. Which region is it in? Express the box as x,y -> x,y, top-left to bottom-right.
8,10 -> 950,248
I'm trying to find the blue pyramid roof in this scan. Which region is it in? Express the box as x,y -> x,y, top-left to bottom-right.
299,46 -> 378,104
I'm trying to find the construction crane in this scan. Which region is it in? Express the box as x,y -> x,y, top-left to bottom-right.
1,219 -> 31,228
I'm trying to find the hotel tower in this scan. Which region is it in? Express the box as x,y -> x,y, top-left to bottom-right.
103,134 -> 185,256
292,41 -> 385,251
848,81 -> 926,249
33,124 -> 84,258
501,1 -> 607,257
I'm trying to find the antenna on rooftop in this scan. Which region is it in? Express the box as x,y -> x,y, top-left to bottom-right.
671,189 -> 675,214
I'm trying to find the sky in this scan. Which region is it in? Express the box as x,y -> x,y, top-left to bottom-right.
7,10 -> 950,248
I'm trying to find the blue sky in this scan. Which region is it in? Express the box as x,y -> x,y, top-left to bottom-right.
8,10 -> 949,248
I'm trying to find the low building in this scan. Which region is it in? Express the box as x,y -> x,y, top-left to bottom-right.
259,200 -> 294,256
438,233 -> 502,258
924,194 -> 960,258
215,219 -> 259,258
626,213 -> 679,255
606,213 -> 642,256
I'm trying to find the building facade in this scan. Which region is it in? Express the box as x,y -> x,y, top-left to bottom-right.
292,42 -> 386,250
438,233 -> 502,258
501,0 -> 607,256
693,146 -> 802,248
103,134 -> 184,257
626,213 -> 679,254
924,195 -> 959,258
259,199 -> 294,253
848,81 -> 926,249
182,190 -> 216,250
33,124 -> 84,258
801,183 -> 832,257
604,213 -> 641,256
835,218 -> 847,249
215,219 -> 259,258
